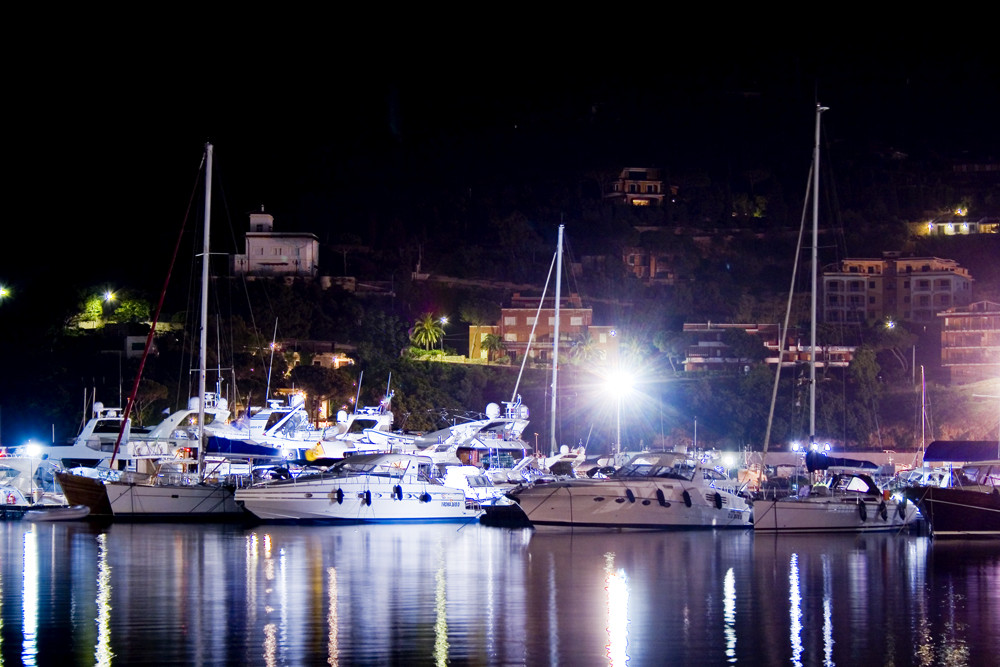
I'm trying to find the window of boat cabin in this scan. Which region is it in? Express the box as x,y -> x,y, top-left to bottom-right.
94,420 -> 124,433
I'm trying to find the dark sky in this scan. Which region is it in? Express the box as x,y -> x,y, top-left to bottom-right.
6,29 -> 998,297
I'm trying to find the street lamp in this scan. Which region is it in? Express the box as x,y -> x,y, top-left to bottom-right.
439,316 -> 448,351
605,369 -> 634,465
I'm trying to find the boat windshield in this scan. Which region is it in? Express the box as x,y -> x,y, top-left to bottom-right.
332,458 -> 408,479
830,474 -> 877,494
346,418 -> 377,434
618,461 -> 696,481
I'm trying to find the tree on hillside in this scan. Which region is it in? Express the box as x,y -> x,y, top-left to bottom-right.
721,329 -> 769,367
460,298 -> 500,359
410,313 -> 445,350
569,332 -> 605,365
288,365 -> 355,426
112,298 -> 152,324
481,333 -> 506,364
131,378 -> 169,427
652,330 -> 689,373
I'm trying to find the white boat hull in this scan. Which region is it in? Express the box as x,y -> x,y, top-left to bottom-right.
236,476 -> 482,523
511,479 -> 752,530
24,505 -> 91,522
105,480 -> 243,518
752,495 -> 920,533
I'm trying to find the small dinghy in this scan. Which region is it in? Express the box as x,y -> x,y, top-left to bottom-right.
23,505 -> 91,522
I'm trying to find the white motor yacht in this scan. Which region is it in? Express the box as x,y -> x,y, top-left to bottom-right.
235,452 -> 483,523
509,452 -> 752,530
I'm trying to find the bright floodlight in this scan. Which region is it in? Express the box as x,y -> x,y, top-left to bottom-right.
440,316 -> 448,325
0,286 -> 9,298
24,441 -> 42,457
104,290 -> 116,302
605,369 -> 634,397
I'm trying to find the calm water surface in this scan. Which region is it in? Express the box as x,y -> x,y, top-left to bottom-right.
1,520 -> 997,666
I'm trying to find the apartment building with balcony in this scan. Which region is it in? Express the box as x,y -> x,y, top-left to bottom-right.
938,301 -> 1000,384
232,210 -> 320,279
822,253 -> 973,325
681,323 -> 856,373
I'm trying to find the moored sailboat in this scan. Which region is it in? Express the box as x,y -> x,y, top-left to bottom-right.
752,105 -> 919,534
902,440 -> 1000,537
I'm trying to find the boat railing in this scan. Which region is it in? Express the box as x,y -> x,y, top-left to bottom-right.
152,472 -> 202,487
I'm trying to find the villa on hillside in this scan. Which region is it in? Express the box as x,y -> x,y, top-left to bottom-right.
232,209 -> 320,279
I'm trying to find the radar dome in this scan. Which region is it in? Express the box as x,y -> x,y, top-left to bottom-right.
485,403 -> 501,419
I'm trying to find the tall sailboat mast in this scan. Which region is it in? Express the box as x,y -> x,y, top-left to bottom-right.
550,224 -> 564,456
196,143 -> 213,478
809,105 -> 828,447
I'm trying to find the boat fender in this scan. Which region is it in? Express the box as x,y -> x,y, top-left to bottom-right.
682,490 -> 692,508
656,489 -> 668,507
393,485 -> 403,501
878,501 -> 888,521
420,492 -> 432,503
364,490 -> 372,507
714,492 -> 723,510
858,500 -> 868,522
336,488 -> 344,505
625,489 -> 635,503
897,498 -> 907,519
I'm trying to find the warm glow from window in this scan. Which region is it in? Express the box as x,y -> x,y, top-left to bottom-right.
631,199 -> 650,206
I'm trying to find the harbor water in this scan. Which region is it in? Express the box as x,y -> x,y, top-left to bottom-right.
1,520 -> 998,666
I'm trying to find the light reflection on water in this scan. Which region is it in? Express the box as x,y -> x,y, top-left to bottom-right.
1,522 -> 998,665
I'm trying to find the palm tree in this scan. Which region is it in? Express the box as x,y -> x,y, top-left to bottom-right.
481,333 -> 506,364
410,313 -> 445,351
569,332 -> 605,365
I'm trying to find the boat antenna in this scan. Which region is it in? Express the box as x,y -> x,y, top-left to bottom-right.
550,223 -> 564,456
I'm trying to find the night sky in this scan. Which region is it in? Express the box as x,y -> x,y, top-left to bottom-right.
6,29 -> 999,296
